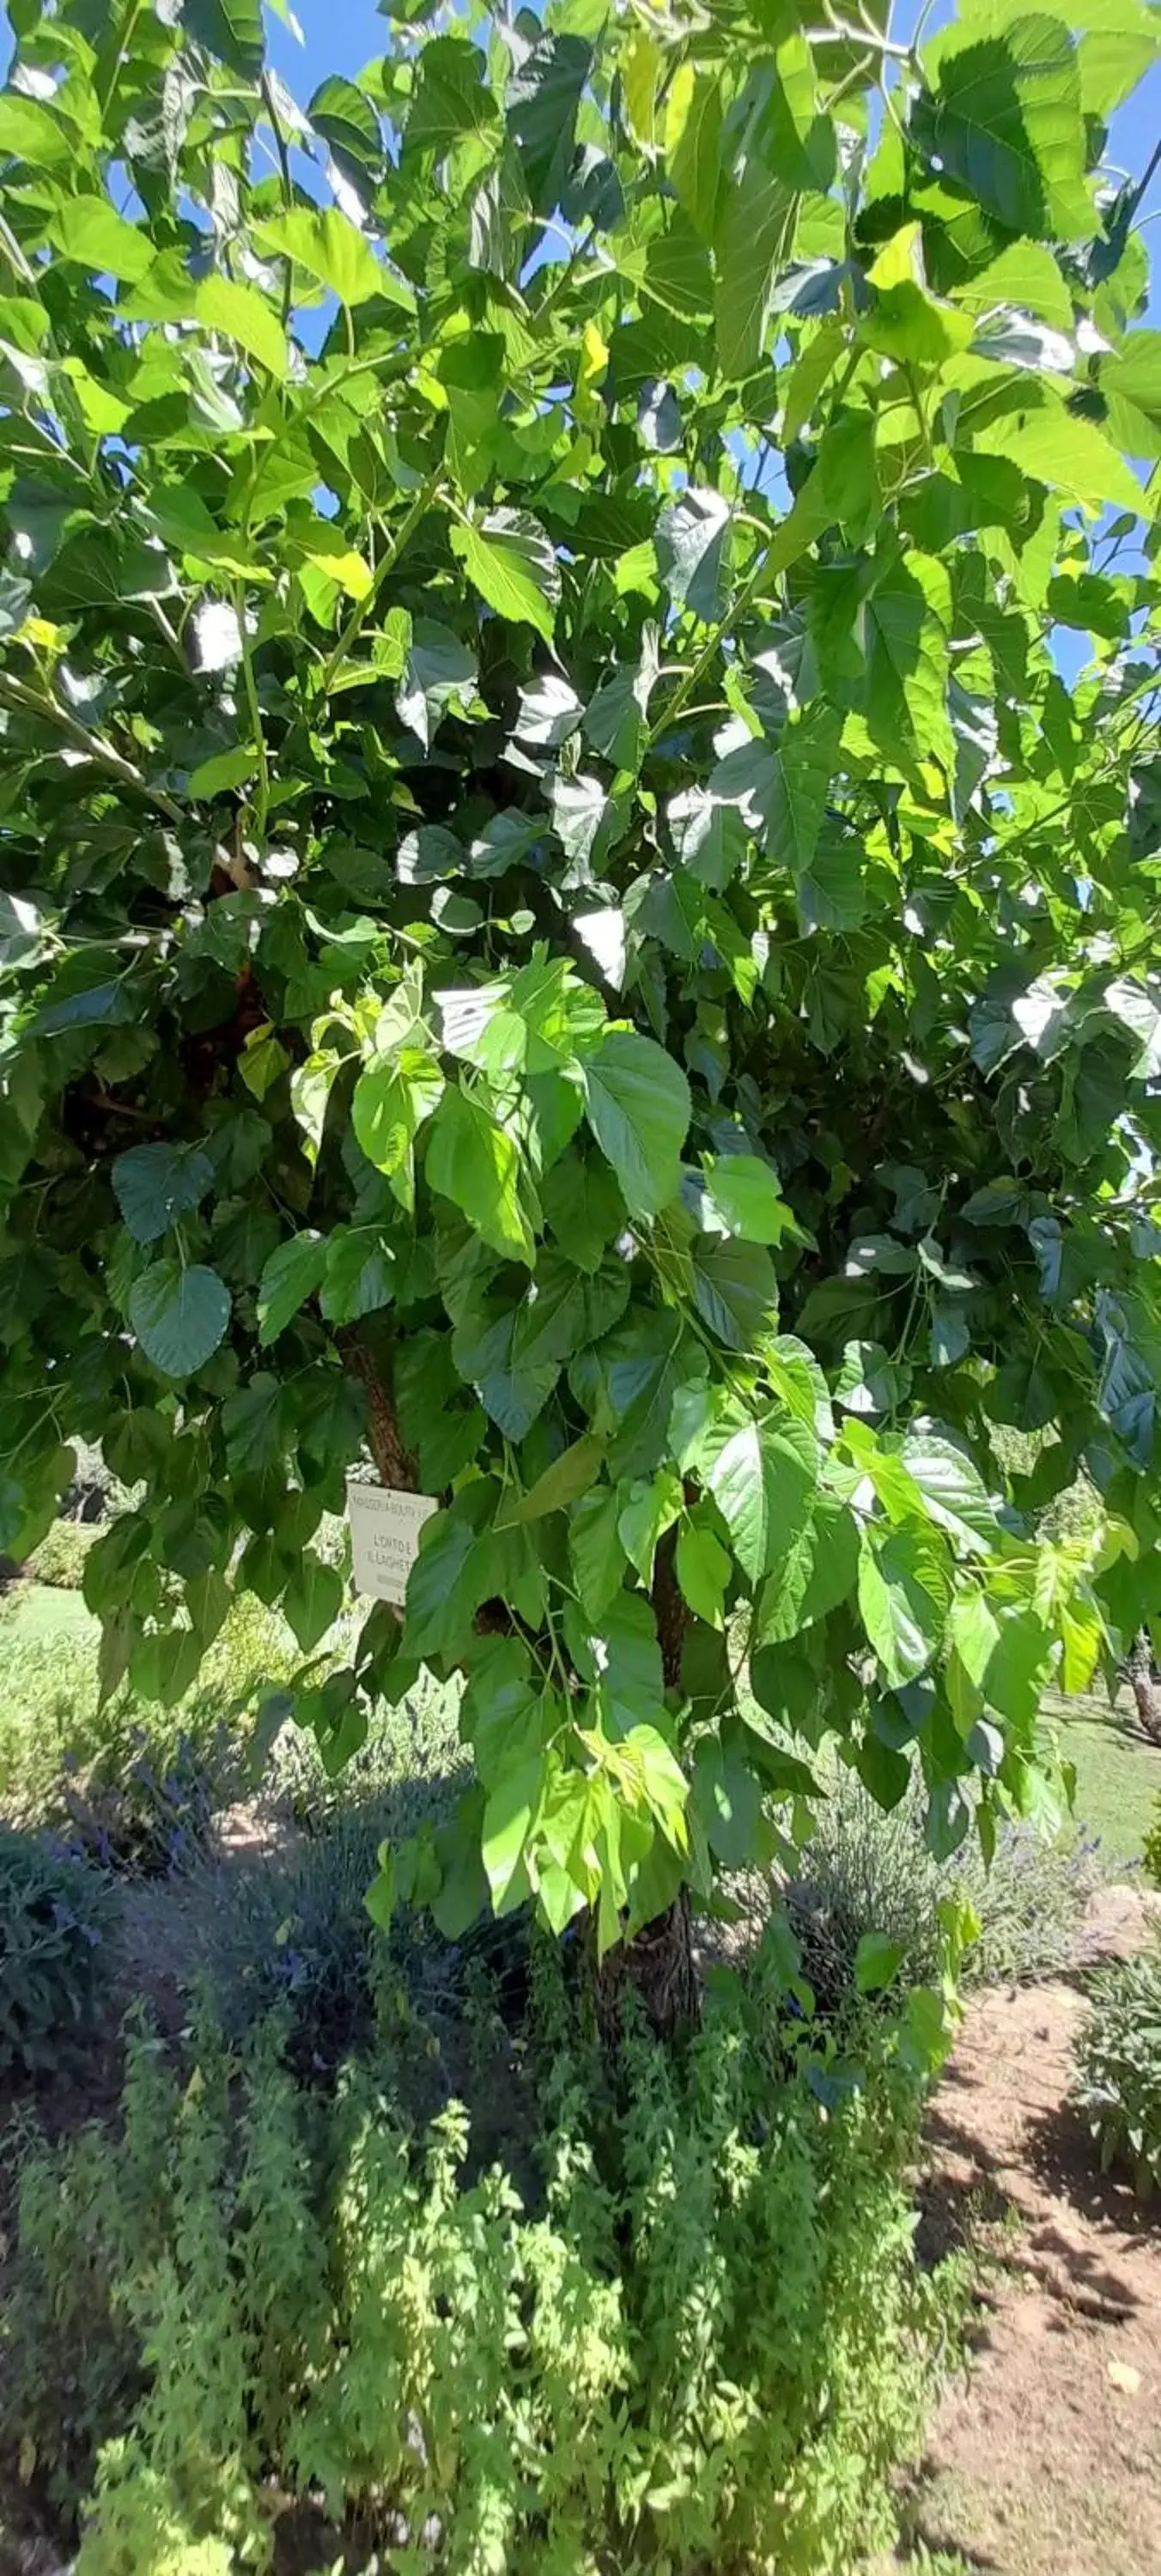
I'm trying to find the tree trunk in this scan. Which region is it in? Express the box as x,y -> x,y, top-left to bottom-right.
594,1888 -> 698,2046
1128,1630 -> 1161,1746
341,1327 -> 417,1491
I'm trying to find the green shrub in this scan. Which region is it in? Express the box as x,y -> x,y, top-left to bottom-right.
0,1826 -> 112,2073
188,1804 -> 397,2071
264,1666 -> 465,1834
788,1769 -> 1102,2019
3,1941 -> 961,2576
190,1682 -> 465,2068
24,1517 -> 99,1589
1141,1797 -> 1161,1890
1074,1941 -> 1161,2196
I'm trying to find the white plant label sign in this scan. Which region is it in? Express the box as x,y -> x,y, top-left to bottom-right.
347,1481 -> 437,1607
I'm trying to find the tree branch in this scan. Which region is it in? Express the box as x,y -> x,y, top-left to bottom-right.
0,671 -> 185,826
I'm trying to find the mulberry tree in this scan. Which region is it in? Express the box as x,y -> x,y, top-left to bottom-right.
3,0 -> 1161,2024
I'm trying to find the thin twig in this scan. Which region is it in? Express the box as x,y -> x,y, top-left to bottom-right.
1119,134 -> 1161,236
319,470 -> 443,696
260,73 -> 298,331
233,581 -> 270,843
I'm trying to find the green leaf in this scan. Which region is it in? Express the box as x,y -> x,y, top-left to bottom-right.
404,1485 -> 500,1662
690,1236 -> 777,1351
427,1084 -> 536,1264
855,1931 -> 906,1994
194,275 -> 288,380
865,550 -> 955,775
319,1228 -> 395,1325
946,1591 -> 1001,1718
352,1054 -> 443,1183
508,1435 -> 605,1523
700,1157 -> 799,1245
763,36 -> 836,195
581,1030 -> 690,1220
951,240 -> 1073,330
570,1485 -> 627,1620
46,196 -> 154,283
655,488 -> 731,622
912,16 -> 1089,240
618,1470 -> 682,1583
900,1434 -> 998,1552
677,1511 -> 732,1627
409,33 -> 499,153
900,1983 -> 953,2075
0,94 -> 76,167
507,32 -> 591,216
691,1728 -> 763,1864
185,0 -> 264,76
764,704 -> 842,875
482,1757 -> 541,1910
308,74 -> 383,177
754,1490 -> 860,1645
283,1552 -> 343,1654
128,1262 -> 231,1377
451,511 -> 560,641
187,744 -> 256,799
714,163 -> 797,380
252,208 -> 388,307
542,1156 -> 627,1273
665,64 -> 723,242
970,401 -> 1144,517
857,1525 -> 951,1687
222,1375 -> 286,1473
257,1233 -> 326,1346
112,1142 -> 214,1244
396,621 -> 477,749
704,1399 -> 818,1585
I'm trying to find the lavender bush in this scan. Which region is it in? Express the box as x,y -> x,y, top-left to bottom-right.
788,1771 -> 1103,2019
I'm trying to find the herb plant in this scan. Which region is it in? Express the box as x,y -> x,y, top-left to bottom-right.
1074,1939 -> 1161,2195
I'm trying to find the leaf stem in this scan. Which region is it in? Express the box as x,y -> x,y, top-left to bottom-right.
1118,133 -> 1161,235
0,210 -> 38,290
319,470 -> 443,696
806,17 -> 911,57
98,0 -> 146,114
233,582 -> 270,844
260,73 -> 297,333
646,543 -> 775,748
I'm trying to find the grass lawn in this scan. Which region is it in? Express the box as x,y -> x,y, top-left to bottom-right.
1047,1691 -> 1161,1872
2,1580 -> 95,1644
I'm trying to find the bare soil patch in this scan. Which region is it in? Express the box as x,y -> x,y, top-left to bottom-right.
903,1888 -> 1161,2575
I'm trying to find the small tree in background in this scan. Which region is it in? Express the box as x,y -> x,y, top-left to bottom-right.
3,0 -> 1161,2038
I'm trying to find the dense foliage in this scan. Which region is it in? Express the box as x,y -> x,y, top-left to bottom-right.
1074,1937 -> 1161,2194
3,0 -> 1161,1982
3,1952 -> 959,2575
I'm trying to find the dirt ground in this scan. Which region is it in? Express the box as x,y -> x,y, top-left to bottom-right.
902,1888 -> 1161,2576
